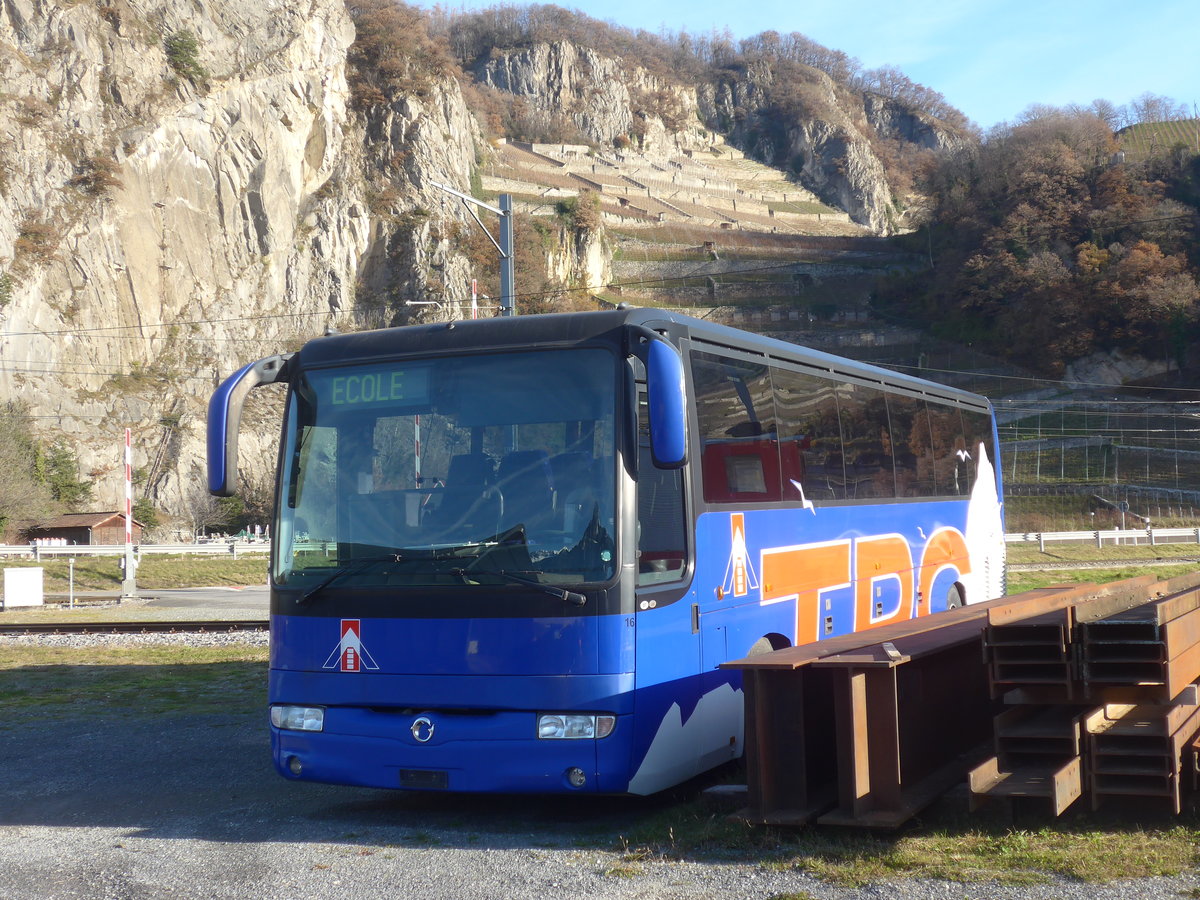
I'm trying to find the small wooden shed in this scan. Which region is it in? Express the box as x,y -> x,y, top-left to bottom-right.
25,511 -> 145,545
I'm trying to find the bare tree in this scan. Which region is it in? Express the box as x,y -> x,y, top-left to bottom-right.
1089,98 -> 1121,131
1128,92 -> 1188,124
178,479 -> 227,540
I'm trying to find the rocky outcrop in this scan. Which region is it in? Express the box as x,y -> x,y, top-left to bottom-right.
0,0 -> 481,522
783,119 -> 898,236
863,93 -> 972,152
476,41 -> 709,156
1063,349 -> 1172,389
699,66 -> 903,234
476,41 -> 927,233
545,223 -> 609,292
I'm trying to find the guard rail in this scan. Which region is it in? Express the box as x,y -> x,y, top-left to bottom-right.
1005,527 -> 1200,551
0,541 -> 270,559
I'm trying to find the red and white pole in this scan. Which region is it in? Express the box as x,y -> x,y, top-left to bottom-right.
124,428 -> 132,545
471,279 -> 478,320
121,428 -> 136,600
414,414 -> 422,488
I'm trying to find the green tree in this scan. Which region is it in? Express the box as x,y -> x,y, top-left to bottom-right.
163,30 -> 207,84
133,497 -> 160,530
0,404 -> 63,532
41,441 -> 93,508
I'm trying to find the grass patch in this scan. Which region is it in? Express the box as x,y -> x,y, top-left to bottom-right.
600,860 -> 643,877
1008,563 -> 1198,593
1007,542 -> 1200,565
0,644 -> 267,716
1114,119 -> 1200,163
766,199 -> 839,216
1005,540 -> 1200,592
767,820 -> 1200,886
1,554 -> 267,592
616,794 -> 1200,887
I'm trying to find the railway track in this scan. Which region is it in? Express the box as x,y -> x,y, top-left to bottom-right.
0,619 -> 269,637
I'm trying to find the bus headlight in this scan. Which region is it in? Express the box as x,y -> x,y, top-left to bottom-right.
537,713 -> 615,739
270,705 -> 325,732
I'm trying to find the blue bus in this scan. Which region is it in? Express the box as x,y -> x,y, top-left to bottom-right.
208,308 -> 1006,795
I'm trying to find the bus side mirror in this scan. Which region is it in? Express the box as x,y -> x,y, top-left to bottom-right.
207,355 -> 290,497
646,339 -> 687,469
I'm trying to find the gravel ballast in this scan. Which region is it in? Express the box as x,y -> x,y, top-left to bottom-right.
3,631 -> 1199,900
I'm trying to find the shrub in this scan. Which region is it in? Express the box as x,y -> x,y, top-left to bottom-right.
14,220 -> 59,263
555,190 -> 601,230
15,95 -> 53,126
164,30 -> 207,83
346,0 -> 455,108
69,156 -> 123,197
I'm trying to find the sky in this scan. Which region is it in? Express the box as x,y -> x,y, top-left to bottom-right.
427,0 -> 1200,129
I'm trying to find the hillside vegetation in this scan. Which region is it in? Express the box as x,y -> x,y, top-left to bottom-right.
1116,118 -> 1200,163
878,108 -> 1200,375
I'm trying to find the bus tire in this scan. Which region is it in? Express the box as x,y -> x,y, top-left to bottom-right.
947,584 -> 965,610
748,634 -> 786,656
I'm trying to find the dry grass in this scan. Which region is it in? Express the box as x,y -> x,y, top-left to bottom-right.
0,644 -> 268,715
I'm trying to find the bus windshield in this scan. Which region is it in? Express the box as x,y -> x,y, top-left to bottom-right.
274,347 -> 618,591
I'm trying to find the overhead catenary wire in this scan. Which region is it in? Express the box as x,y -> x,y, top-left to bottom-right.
2,205 -> 1193,342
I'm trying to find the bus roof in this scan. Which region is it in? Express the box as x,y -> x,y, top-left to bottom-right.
295,308 -> 991,411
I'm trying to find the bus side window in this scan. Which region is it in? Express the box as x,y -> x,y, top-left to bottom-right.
637,394 -> 687,586
961,408 -> 996,493
691,351 -> 780,503
837,382 -> 896,499
886,394 -> 936,498
928,407 -> 968,495
771,367 -> 844,502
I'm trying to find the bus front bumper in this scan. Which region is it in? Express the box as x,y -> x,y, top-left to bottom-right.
271,707 -> 633,794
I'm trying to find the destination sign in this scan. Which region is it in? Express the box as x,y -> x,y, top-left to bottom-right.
324,364 -> 432,408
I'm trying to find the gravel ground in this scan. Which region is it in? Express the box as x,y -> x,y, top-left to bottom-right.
4,632 -> 1200,900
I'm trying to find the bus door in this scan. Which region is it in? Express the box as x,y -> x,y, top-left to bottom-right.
692,523 -> 753,769
696,510 -> 747,671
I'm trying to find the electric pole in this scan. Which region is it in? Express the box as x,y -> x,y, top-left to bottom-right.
431,181 -> 515,317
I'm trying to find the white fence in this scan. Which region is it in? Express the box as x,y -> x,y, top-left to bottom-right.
0,541 -> 271,560
1005,527 -> 1200,551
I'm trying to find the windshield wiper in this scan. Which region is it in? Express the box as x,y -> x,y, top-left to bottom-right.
296,554 -> 402,605
449,568 -> 587,608
431,525 -> 529,559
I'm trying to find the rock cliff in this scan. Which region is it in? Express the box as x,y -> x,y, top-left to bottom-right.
477,40 -> 964,236
0,0 -> 480,524
697,63 -> 961,235
863,93 -> 969,152
0,1 -> 967,529
476,40 -> 709,155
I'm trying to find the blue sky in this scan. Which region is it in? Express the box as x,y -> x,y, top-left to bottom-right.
429,0 -> 1199,129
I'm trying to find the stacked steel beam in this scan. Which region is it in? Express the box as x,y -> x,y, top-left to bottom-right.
729,573 -> 1200,829
969,573 -> 1200,815
1085,698 -> 1200,813
727,582 -> 1131,828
